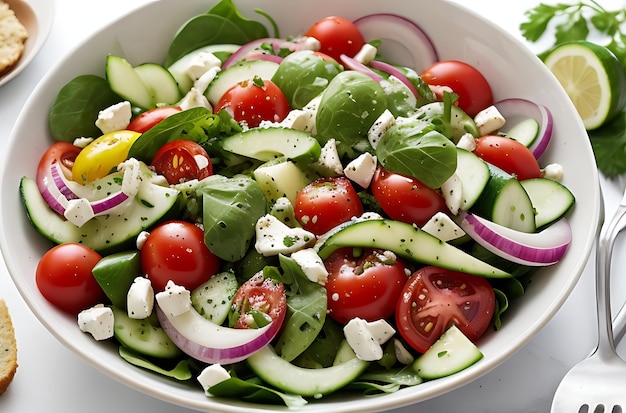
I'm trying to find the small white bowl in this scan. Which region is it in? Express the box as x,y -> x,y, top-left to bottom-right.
0,1 -> 601,412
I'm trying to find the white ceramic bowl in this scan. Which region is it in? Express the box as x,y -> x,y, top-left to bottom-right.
0,1 -> 601,412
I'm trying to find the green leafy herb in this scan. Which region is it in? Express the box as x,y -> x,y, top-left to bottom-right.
208,376 -> 307,408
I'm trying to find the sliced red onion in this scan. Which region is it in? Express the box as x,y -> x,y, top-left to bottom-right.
353,13 -> 438,72
223,37 -> 309,69
340,54 -> 382,82
50,162 -> 79,200
244,53 -> 284,65
493,98 -> 554,159
369,60 -> 419,98
458,211 -> 571,266
156,304 -> 282,364
39,187 -> 69,216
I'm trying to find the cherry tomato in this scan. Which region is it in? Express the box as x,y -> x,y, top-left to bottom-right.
36,142 -> 81,192
304,16 -> 365,62
294,177 -> 364,235
141,220 -> 220,292
214,77 -> 290,128
371,167 -> 447,227
231,272 -> 287,329
127,106 -> 182,133
420,60 -> 493,117
474,135 -> 541,180
36,243 -> 105,314
324,247 -> 408,324
396,266 -> 496,354
151,140 -> 213,185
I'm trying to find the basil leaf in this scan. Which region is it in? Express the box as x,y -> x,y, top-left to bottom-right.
208,377 -> 307,408
118,346 -> 192,381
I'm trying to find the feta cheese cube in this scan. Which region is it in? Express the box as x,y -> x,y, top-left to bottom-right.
440,172 -> 463,215
178,87 -> 212,111
368,109 -> 395,149
254,214 -> 316,256
421,211 -> 466,242
344,152 -> 377,188
194,66 -> 220,95
542,163 -> 564,182
63,198 -> 95,227
127,277 -> 154,319
198,364 -> 231,393
186,52 -> 222,82
456,133 -> 477,151
72,137 -> 93,148
474,105 -> 506,136
343,317 -> 395,361
312,138 -> 344,177
353,43 -> 378,65
95,101 -> 132,134
78,304 -> 114,341
291,248 -> 329,285
155,281 -> 191,317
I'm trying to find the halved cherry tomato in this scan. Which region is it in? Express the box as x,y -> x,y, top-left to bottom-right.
36,142 -> 81,192
127,106 -> 182,133
141,220 -> 220,292
324,247 -> 408,324
370,167 -> 447,227
151,139 -> 213,184
294,177 -> 364,235
420,60 -> 493,117
214,77 -> 290,128
304,16 -> 365,62
474,135 -> 541,180
36,243 -> 105,314
231,272 -> 287,329
396,266 -> 496,354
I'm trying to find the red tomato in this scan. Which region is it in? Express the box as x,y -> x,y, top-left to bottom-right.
35,243 -> 105,314
420,60 -> 493,117
474,135 -> 541,180
141,220 -> 220,292
370,167 -> 447,227
396,266 -> 496,354
231,272 -> 287,329
294,177 -> 365,235
324,247 -> 408,324
127,106 -> 182,133
151,139 -> 213,184
304,16 -> 365,62
214,77 -> 290,128
36,142 -> 81,190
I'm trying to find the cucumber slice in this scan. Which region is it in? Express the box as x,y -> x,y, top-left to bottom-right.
106,55 -> 153,109
205,59 -> 280,105
134,63 -> 181,106
167,44 -> 239,93
315,218 -> 510,278
111,306 -> 182,359
412,325 -> 483,380
417,102 -> 480,141
191,270 -> 238,325
253,159 -> 314,205
501,117 -> 540,147
247,343 -> 369,397
455,148 -> 490,211
222,127 -> 322,164
521,177 -> 575,228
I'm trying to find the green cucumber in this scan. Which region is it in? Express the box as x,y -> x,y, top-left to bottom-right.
167,44 -> 239,93
106,55 -> 153,109
205,59 -> 280,105
92,251 -> 141,310
455,148 -> 490,211
134,63 -> 181,106
417,102 -> 480,141
247,343 -> 369,397
111,306 -> 181,359
315,218 -> 510,278
521,177 -> 575,228
501,117 -> 540,147
253,158 -> 314,205
222,127 -> 321,164
191,270 -> 238,325
412,325 -> 483,380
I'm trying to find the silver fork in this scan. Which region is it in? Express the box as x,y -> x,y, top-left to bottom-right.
551,188 -> 626,413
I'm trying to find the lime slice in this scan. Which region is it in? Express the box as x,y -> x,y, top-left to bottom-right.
543,40 -> 626,130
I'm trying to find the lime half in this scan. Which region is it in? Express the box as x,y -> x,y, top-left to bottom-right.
544,41 -> 626,130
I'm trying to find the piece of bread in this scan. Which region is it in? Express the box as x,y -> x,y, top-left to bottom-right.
0,299 -> 18,395
0,0 -> 29,75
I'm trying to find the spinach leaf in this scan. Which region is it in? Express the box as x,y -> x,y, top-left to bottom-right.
118,346 -> 192,381
208,376 -> 307,408
199,174 -> 266,262
164,0 -> 269,66
48,75 -> 121,142
346,365 -> 423,395
291,317 -> 344,368
273,255 -> 327,362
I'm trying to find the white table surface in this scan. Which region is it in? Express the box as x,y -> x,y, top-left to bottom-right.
2,1 -> 626,412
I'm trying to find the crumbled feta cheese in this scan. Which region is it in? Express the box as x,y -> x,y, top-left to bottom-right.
421,211 -> 466,242
312,138 -> 344,177
280,109 -> 316,132
95,101 -> 132,134
136,230 -> 150,250
269,196 -> 297,227
198,364 -> 231,393
78,304 -> 114,341
63,198 -> 95,227
344,152 -> 377,188
155,281 -> 191,317
353,43 -> 378,65
474,105 -> 506,136
393,338 -> 415,364
368,109 -> 395,149
194,66 -> 220,94
127,277 -> 154,319
344,317 -> 396,361
298,36 -> 321,51
542,163 -> 564,182
254,214 -> 316,256
186,52 -> 222,81
456,133 -> 477,151
72,137 -> 93,148
178,87 -> 212,111
440,172 -> 463,215
291,248 -> 329,284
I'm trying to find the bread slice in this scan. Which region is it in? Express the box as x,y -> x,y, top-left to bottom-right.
0,0 -> 29,75
0,299 -> 18,395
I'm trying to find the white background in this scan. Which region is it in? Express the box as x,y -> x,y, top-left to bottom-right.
1,1 -> 626,412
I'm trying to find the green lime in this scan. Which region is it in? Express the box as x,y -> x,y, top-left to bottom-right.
543,40 -> 626,130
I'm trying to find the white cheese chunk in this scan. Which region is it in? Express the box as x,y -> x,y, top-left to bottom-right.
474,105 -> 506,136
186,52 -> 222,81
95,101 -> 132,134
344,152 -> 377,188
127,277 -> 154,319
456,132 -> 477,151
542,163 -> 564,182
72,137 -> 93,148
63,198 -> 95,227
421,211 -> 466,242
178,87 -> 212,111
393,338 -> 415,364
194,66 -> 221,95
368,109 -> 395,149
344,317 -> 395,361
440,172 -> 463,215
155,281 -> 191,317
78,304 -> 114,341
312,138 -> 344,177
290,248 -> 329,285
254,214 -> 316,256
353,43 -> 378,65
198,364 -> 231,393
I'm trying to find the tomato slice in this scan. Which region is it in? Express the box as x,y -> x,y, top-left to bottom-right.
304,16 -> 365,62
36,142 -> 82,191
151,139 -> 213,185
324,247 -> 407,324
127,106 -> 182,133
474,135 -> 541,180
396,266 -> 496,354
231,272 -> 287,329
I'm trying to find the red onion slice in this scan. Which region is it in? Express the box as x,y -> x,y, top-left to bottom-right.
340,54 -> 382,82
459,211 -> 572,266
353,13 -> 438,72
369,60 -> 419,98
223,37 -> 310,69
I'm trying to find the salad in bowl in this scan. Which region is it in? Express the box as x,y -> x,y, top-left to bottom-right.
0,0 -> 600,411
